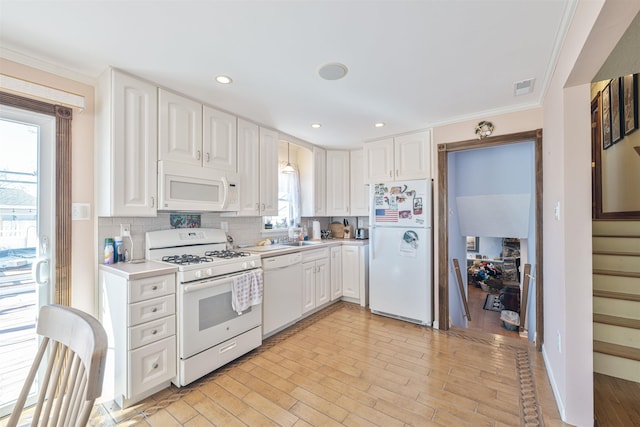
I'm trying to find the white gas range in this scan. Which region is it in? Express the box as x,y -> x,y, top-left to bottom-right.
146,228 -> 263,387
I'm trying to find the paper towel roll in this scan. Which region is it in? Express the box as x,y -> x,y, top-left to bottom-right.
312,221 -> 321,240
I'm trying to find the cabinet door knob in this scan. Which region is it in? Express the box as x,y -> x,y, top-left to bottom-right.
152,329 -> 158,335
151,196 -> 155,208
389,170 -> 393,178
206,152 -> 210,163
152,363 -> 159,369
152,285 -> 158,290
197,150 -> 201,160
152,307 -> 158,313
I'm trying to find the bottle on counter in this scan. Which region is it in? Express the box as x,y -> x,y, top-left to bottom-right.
114,236 -> 123,263
104,238 -> 114,265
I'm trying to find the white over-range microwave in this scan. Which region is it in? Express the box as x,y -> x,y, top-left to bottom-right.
158,161 -> 240,212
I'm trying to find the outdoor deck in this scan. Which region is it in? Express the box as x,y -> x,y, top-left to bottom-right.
0,269 -> 37,416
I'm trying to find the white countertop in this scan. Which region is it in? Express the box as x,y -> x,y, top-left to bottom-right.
243,238 -> 368,258
99,260 -> 178,280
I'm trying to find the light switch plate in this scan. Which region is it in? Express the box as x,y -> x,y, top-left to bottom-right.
71,203 -> 90,220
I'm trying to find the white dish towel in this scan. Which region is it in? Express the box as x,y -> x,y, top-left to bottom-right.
231,268 -> 264,314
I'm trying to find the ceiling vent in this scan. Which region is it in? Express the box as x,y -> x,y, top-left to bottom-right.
514,78 -> 535,96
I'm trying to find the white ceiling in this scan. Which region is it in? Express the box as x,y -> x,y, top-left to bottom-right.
0,0 -> 573,149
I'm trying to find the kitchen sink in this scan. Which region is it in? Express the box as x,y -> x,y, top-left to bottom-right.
281,240 -> 324,247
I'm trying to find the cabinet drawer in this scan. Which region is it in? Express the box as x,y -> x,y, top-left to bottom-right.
129,294 -> 175,326
128,336 -> 176,397
301,247 -> 329,262
129,315 -> 175,350
129,274 -> 176,303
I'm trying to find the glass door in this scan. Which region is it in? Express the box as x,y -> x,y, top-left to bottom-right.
0,105 -> 55,416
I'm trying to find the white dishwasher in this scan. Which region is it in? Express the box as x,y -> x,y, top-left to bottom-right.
262,252 -> 303,337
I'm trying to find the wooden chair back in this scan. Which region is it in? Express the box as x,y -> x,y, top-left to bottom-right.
7,304 -> 107,427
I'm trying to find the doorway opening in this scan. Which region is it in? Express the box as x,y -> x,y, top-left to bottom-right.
437,129 -> 544,351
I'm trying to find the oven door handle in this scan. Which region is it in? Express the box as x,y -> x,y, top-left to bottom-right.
182,276 -> 232,294
180,268 -> 262,295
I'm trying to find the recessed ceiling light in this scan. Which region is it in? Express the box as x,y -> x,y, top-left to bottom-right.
311,123 -> 322,129
374,122 -> 385,128
318,62 -> 348,80
215,75 -> 233,84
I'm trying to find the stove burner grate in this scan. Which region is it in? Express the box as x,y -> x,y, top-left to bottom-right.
162,254 -> 214,265
205,250 -> 251,259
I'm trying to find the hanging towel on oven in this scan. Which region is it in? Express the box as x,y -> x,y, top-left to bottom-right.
231,268 -> 264,314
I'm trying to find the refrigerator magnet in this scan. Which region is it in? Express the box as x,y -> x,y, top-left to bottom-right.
400,230 -> 419,257
413,197 -> 423,215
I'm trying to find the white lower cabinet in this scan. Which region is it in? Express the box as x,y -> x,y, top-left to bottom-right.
129,336 -> 176,397
330,246 -> 342,300
341,244 -> 369,307
301,248 -> 330,314
100,266 -> 177,408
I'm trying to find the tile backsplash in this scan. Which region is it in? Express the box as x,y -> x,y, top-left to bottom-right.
98,214 -> 369,263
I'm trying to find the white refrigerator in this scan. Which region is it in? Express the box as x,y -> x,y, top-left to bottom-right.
369,179 -> 432,325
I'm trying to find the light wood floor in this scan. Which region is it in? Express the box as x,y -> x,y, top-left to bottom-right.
466,283 -> 521,339
88,302 -> 569,427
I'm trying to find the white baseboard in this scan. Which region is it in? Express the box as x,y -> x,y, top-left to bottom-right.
542,345 -> 566,421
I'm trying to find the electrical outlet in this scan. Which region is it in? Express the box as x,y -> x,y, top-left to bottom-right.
120,224 -> 131,237
557,330 -> 562,353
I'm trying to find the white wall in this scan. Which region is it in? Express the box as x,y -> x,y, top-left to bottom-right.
541,1 -> 640,425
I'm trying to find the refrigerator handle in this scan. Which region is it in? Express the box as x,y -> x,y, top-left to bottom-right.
370,228 -> 374,260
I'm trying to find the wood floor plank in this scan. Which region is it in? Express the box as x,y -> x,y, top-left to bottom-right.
241,391 -> 299,427
288,401 -> 344,427
164,399 -> 199,424
182,414 -> 214,427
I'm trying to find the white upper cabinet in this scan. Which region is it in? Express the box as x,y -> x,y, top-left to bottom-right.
363,138 -> 395,182
236,119 -> 260,215
203,105 -> 237,172
158,88 -> 202,165
349,149 -> 369,216
313,147 -> 327,216
96,68 -> 158,217
300,145 -> 326,217
259,127 -> 279,216
394,131 -> 431,180
159,89 -> 237,172
363,130 -> 431,182
233,120 -> 278,216
326,150 -> 350,216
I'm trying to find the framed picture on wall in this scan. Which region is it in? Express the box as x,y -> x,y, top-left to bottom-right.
610,77 -> 622,144
602,81 -> 612,149
622,73 -> 638,135
466,236 -> 479,252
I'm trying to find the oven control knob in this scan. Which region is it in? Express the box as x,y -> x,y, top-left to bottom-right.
241,262 -> 248,269
205,268 -> 213,276
194,270 -> 202,279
